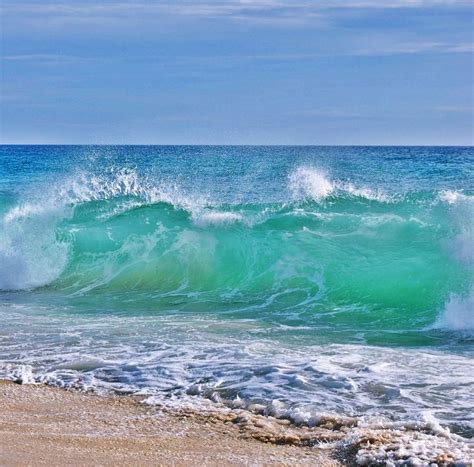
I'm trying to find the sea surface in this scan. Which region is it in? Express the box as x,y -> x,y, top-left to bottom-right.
1,145 -> 473,439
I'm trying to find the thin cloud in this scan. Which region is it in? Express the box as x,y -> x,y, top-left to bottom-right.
2,2 -> 471,29
3,1 -> 471,21
353,42 -> 474,56
245,42 -> 474,58
2,54 -> 94,62
3,40 -> 471,66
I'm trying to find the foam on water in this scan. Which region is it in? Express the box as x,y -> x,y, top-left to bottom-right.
438,189 -> 471,205
0,203 -> 70,291
0,146 -> 473,460
289,166 -> 335,200
435,287 -> 474,332
435,189 -> 474,333
192,211 -> 243,227
288,166 -> 392,203
56,167 -> 208,213
1,309 -> 473,454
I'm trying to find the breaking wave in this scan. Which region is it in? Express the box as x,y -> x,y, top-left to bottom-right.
1,146 -> 473,461
0,166 -> 472,334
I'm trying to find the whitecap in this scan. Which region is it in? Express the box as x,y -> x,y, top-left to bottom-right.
193,211 -> 243,227
288,166 -> 392,203
288,166 -> 334,201
434,286 -> 474,332
438,190 -> 471,205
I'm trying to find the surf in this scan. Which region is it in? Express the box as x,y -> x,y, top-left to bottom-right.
0,165 -> 472,336
1,145 -> 473,445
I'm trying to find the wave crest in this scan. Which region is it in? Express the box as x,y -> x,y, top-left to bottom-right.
435,287 -> 474,332
289,167 -> 335,201
0,209 -> 69,291
288,166 -> 391,203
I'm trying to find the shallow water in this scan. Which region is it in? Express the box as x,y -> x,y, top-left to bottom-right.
0,145 -> 473,438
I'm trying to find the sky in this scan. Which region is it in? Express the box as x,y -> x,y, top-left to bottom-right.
0,1 -> 473,145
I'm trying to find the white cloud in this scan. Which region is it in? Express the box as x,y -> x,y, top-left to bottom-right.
3,1 -> 471,21
353,41 -> 474,56
2,54 -> 92,62
2,41 -> 471,66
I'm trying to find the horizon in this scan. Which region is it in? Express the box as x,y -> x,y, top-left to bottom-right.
1,1 -> 473,145
1,143 -> 473,148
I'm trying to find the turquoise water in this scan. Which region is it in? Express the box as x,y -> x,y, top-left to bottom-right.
0,145 -> 473,436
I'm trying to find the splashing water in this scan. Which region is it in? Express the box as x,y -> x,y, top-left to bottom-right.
0,145 -> 473,449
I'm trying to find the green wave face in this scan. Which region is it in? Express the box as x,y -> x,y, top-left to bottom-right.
0,146 -> 473,346
3,192 -> 471,345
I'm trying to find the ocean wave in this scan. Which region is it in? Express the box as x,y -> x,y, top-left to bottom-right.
192,211 -> 243,227
1,146 -> 473,463
0,200 -> 70,291
0,168 -> 202,291
438,189 -> 473,205
435,287 -> 474,332
288,166 -> 393,203
289,167 -> 335,201
55,167 -> 209,214
0,166 -> 472,336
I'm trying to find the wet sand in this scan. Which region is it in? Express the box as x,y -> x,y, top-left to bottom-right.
1,380 -> 472,466
0,381 -> 339,466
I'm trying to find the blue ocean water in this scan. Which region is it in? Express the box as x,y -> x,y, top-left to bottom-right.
0,145 -> 473,437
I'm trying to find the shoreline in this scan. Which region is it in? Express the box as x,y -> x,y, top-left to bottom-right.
1,380 -> 472,466
0,380 -> 339,466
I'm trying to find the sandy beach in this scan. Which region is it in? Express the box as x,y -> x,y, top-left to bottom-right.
2,380 -> 472,466
0,381 -> 340,466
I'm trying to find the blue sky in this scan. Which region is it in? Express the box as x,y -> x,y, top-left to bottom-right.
1,1 -> 472,145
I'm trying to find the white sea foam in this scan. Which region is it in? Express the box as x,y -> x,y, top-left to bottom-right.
341,182 -> 392,203
347,425 -> 472,465
55,168 -> 207,213
0,296 -> 472,461
3,203 -> 52,223
1,302 -> 472,433
1,364 -> 36,384
288,166 -> 391,203
0,325 -> 472,463
0,201 -> 70,291
289,167 -> 335,201
438,189 -> 470,205
435,188 -> 474,332
435,287 -> 474,332
193,211 -> 243,227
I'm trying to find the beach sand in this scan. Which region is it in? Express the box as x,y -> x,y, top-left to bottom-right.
0,381 -> 339,466
2,380 -> 472,466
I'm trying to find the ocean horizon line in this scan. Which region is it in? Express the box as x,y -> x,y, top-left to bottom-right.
1,143 -> 473,148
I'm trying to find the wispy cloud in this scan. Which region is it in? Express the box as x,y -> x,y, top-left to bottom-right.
353,41 -> 474,56
289,103 -> 474,119
247,41 -> 474,57
3,1 -> 471,22
1,54 -> 94,62
3,40 -> 471,66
